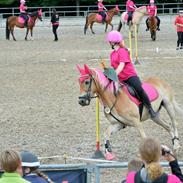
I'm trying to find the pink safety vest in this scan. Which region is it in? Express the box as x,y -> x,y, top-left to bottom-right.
147,5 -> 157,16
19,4 -> 27,13
98,2 -> 104,12
126,0 -> 135,12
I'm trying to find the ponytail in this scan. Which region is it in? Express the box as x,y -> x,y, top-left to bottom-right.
35,169 -> 55,183
147,162 -> 164,181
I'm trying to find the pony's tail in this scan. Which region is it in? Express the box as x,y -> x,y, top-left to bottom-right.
117,20 -> 122,32
173,100 -> 183,118
6,18 -> 10,40
84,14 -> 88,35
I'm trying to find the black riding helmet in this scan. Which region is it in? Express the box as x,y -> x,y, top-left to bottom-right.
20,151 -> 40,168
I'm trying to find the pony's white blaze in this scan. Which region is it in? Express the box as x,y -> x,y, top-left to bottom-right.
77,64 -> 182,160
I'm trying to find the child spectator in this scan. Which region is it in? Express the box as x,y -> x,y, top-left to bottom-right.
20,151 -> 54,183
0,149 -> 30,183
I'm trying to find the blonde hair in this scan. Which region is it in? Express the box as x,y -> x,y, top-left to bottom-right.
0,150 -> 21,172
139,138 -> 164,180
147,162 -> 164,181
139,138 -> 161,164
128,159 -> 143,172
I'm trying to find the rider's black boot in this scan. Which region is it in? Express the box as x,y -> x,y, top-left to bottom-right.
148,107 -> 159,120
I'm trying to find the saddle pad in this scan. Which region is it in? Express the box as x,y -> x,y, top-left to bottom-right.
96,13 -> 108,22
18,17 -> 25,24
123,82 -> 159,106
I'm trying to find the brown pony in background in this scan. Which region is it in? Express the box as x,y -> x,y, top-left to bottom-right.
148,16 -> 157,41
84,5 -> 120,34
6,9 -> 43,41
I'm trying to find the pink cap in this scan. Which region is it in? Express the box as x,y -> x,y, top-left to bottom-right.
150,0 -> 154,3
106,30 -> 123,43
20,0 -> 25,4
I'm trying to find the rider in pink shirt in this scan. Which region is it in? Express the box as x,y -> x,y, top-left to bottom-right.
19,0 -> 28,27
106,30 -> 158,119
126,0 -> 137,25
146,0 -> 160,31
97,0 -> 107,23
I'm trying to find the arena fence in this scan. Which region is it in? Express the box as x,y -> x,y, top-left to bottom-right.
39,161 -> 183,183
0,2 -> 182,18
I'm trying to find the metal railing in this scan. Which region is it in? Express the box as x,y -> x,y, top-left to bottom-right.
0,3 -> 183,18
39,161 -> 183,183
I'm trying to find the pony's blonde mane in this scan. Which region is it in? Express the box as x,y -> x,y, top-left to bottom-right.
92,68 -> 119,94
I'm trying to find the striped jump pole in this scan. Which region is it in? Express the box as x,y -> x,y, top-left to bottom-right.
92,97 -> 105,159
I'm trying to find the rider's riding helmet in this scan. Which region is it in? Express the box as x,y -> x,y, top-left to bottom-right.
150,0 -> 154,4
106,30 -> 123,44
98,0 -> 103,2
20,151 -> 40,168
20,0 -> 26,4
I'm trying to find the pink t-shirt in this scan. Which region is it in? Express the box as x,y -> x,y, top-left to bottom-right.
110,48 -> 137,81
147,5 -> 157,16
98,2 -> 104,12
19,4 -> 27,13
175,15 -> 183,32
126,0 -> 135,12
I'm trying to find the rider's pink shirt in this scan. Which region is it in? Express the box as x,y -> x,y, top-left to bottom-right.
110,47 -> 137,81
98,2 -> 104,12
147,5 -> 157,16
126,0 -> 135,12
19,4 -> 27,13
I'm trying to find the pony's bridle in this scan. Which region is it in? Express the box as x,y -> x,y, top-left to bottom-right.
78,75 -> 97,106
78,74 -> 127,128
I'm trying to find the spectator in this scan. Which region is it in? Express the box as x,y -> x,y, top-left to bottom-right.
0,149 -> 30,183
175,10 -> 183,50
121,159 -> 144,183
125,138 -> 182,183
51,9 -> 59,41
20,151 -> 54,183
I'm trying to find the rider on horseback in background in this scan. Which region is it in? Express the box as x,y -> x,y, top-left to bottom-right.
106,30 -> 158,120
126,0 -> 137,25
19,0 -> 28,27
97,0 -> 107,23
146,0 -> 160,31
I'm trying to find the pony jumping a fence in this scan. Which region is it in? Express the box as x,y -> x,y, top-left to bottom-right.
77,64 -> 183,160
84,5 -> 120,35
147,16 -> 157,41
118,6 -> 147,36
6,9 -> 43,41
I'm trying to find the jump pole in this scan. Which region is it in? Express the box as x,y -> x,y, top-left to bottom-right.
92,97 -> 105,159
134,24 -> 140,65
128,30 -> 132,60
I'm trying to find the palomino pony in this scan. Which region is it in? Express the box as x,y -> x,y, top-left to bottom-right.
77,64 -> 183,160
118,6 -> 148,36
84,5 -> 120,34
148,16 -> 157,41
6,9 -> 43,41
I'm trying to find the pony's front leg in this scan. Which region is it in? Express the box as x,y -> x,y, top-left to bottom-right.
25,28 -> 29,41
104,123 -> 124,160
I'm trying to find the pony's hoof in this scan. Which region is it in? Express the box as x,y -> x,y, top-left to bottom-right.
105,152 -> 115,160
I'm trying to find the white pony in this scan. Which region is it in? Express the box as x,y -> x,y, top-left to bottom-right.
118,6 -> 148,36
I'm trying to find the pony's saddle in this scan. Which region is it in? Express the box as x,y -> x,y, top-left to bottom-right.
18,14 -> 30,24
122,82 -> 159,106
96,13 -> 108,22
